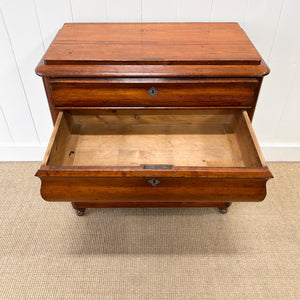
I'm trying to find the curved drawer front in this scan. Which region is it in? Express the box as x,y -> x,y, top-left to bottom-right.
50,79 -> 258,108
38,176 -> 268,203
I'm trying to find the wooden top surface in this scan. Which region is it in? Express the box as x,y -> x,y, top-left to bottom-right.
44,23 -> 261,65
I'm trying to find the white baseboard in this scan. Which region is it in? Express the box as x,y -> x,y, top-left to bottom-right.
0,144 -> 299,162
260,144 -> 300,161
0,145 -> 46,161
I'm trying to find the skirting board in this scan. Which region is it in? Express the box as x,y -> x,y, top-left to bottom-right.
0,145 -> 46,161
261,144 -> 300,162
0,144 -> 299,162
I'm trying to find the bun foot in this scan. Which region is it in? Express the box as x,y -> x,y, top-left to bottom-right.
218,207 -> 228,214
76,209 -> 86,216
218,202 -> 231,214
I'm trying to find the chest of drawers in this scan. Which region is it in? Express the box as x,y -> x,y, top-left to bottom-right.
35,22 -> 273,215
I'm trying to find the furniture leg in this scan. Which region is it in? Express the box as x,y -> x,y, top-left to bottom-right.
72,202 -> 86,216
218,202 -> 232,214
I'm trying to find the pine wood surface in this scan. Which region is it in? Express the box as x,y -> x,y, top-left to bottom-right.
36,110 -> 272,204
43,23 -> 261,65
50,78 -> 258,108
35,22 -> 272,210
44,110 -> 261,168
36,59 -> 270,78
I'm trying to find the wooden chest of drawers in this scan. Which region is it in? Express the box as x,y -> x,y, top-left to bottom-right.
35,22 -> 273,215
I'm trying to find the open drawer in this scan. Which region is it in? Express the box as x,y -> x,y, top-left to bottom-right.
36,109 -> 272,203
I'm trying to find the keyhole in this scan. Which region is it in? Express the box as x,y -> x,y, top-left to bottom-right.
148,178 -> 160,187
147,87 -> 159,97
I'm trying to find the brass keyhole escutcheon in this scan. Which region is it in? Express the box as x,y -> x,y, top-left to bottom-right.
147,87 -> 159,97
148,178 -> 160,187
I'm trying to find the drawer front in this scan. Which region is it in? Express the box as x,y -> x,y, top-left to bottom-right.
38,176 -> 268,203
50,79 -> 258,108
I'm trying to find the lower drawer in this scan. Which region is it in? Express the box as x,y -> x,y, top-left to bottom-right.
36,109 -> 272,203
39,176 -> 268,202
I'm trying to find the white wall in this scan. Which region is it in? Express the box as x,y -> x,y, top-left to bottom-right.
0,0 -> 299,161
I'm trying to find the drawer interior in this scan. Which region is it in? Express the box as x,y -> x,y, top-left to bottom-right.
43,109 -> 266,168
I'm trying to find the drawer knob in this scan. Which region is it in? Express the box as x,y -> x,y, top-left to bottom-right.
148,178 -> 160,187
147,87 -> 159,97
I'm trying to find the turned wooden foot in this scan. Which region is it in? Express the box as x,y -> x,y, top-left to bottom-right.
219,207 -> 228,214
218,202 -> 232,214
72,202 -> 86,216
76,208 -> 86,216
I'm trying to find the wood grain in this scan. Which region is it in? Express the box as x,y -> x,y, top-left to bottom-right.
36,166 -> 272,179
36,59 -> 270,78
72,201 -> 231,208
42,77 -> 59,124
35,22 -> 273,211
43,23 -> 261,65
50,79 -> 257,108
38,176 -> 268,203
41,110 -> 266,169
45,112 -> 72,166
41,112 -> 64,165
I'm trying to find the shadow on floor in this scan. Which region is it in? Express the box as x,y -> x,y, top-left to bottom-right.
65,207 -> 239,255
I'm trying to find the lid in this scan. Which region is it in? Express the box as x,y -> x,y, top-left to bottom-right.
43,22 -> 261,66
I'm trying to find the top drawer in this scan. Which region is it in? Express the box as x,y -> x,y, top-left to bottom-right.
49,78 -> 259,108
